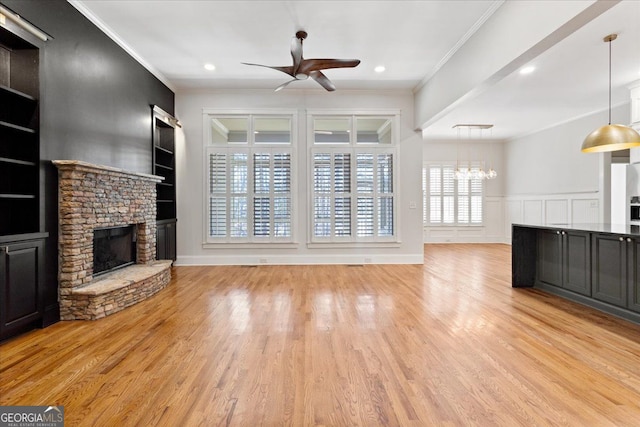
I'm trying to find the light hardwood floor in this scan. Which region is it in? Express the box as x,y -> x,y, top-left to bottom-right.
2,244 -> 640,426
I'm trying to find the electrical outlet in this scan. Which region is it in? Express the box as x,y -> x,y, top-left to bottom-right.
409,201 -> 417,209
364,257 -> 372,263
259,258 -> 268,264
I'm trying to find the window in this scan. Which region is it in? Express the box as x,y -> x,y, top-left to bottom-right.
423,163 -> 483,226
206,114 -> 294,243
310,113 -> 398,243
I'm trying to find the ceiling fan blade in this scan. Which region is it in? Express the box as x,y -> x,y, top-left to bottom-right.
310,70 -> 336,92
241,62 -> 294,77
300,58 -> 361,74
274,79 -> 297,92
291,36 -> 303,75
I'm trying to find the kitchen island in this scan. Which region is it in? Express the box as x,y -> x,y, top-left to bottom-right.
512,223 -> 640,324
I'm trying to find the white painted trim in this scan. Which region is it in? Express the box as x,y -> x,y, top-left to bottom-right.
413,0 -> 505,93
505,190 -> 600,197
175,253 -> 423,266
306,109 -> 402,117
202,110 -> 299,244
67,0 -> 175,92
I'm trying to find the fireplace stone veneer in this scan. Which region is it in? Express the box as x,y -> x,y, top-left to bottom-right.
53,160 -> 172,320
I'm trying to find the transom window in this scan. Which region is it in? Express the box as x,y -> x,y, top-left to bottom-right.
309,113 -> 398,243
206,114 -> 295,243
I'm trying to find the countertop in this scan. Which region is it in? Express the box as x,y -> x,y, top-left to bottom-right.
513,222 -> 640,237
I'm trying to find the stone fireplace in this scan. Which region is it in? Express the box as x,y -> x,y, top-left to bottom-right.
53,160 -> 172,320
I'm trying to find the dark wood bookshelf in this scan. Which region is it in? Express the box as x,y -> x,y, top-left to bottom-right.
152,105 -> 177,261
1,21 -> 47,340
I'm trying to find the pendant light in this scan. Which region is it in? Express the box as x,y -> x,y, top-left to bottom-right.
581,34 -> 640,153
452,124 -> 496,180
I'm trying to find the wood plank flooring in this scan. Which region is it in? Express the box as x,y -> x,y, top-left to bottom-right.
2,244 -> 640,426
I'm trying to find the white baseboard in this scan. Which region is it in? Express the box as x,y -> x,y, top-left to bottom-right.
175,253 -> 424,266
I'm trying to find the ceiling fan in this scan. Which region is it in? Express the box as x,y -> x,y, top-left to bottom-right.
242,30 -> 360,92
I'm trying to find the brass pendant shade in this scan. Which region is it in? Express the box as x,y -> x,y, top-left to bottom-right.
581,33 -> 640,153
581,124 -> 640,153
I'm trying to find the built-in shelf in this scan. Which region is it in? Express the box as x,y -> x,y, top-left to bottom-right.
154,163 -> 173,171
1,24 -> 40,239
0,8 -> 46,341
0,194 -> 36,199
155,145 -> 173,155
152,105 -> 177,260
0,84 -> 37,102
0,120 -> 35,133
0,157 -> 36,166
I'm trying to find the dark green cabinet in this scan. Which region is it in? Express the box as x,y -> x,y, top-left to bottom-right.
592,233 -> 627,307
0,235 -> 46,340
537,229 -> 590,296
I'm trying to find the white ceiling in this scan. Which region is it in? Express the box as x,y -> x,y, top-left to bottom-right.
71,0 -> 640,141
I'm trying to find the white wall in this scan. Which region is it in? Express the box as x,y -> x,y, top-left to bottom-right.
503,103 -> 631,239
422,139 -> 507,243
612,164 -> 627,224
174,89 -> 424,265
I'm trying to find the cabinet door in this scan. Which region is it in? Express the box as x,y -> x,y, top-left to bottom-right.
538,229 -> 562,287
165,222 -> 176,261
628,237 -> 640,313
592,234 -> 626,307
156,223 -> 167,260
0,239 -> 44,337
563,231 -> 591,296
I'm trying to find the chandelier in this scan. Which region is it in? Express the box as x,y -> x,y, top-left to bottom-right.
452,124 -> 497,180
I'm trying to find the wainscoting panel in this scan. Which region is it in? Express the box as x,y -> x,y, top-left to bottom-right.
504,192 -> 601,243
505,200 -> 523,239
572,199 -> 600,223
423,197 -> 506,243
545,199 -> 568,224
523,200 -> 543,224
485,198 -> 504,238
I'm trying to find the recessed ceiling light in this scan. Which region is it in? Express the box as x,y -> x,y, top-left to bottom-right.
204,63 -> 216,71
374,65 -> 386,73
519,66 -> 535,75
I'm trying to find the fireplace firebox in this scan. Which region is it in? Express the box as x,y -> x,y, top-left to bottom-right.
93,225 -> 137,276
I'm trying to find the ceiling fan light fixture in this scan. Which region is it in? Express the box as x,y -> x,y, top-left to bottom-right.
581,33 -> 640,153
242,30 -> 360,92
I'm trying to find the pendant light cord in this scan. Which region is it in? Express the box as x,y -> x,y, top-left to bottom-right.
608,36 -> 612,125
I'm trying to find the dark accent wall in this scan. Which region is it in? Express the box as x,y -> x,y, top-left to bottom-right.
1,0 -> 175,325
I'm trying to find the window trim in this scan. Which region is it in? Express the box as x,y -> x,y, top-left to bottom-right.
307,111 -> 400,244
202,110 -> 298,245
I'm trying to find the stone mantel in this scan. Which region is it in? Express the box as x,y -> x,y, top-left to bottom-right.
53,159 -> 171,320
52,160 -> 164,184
